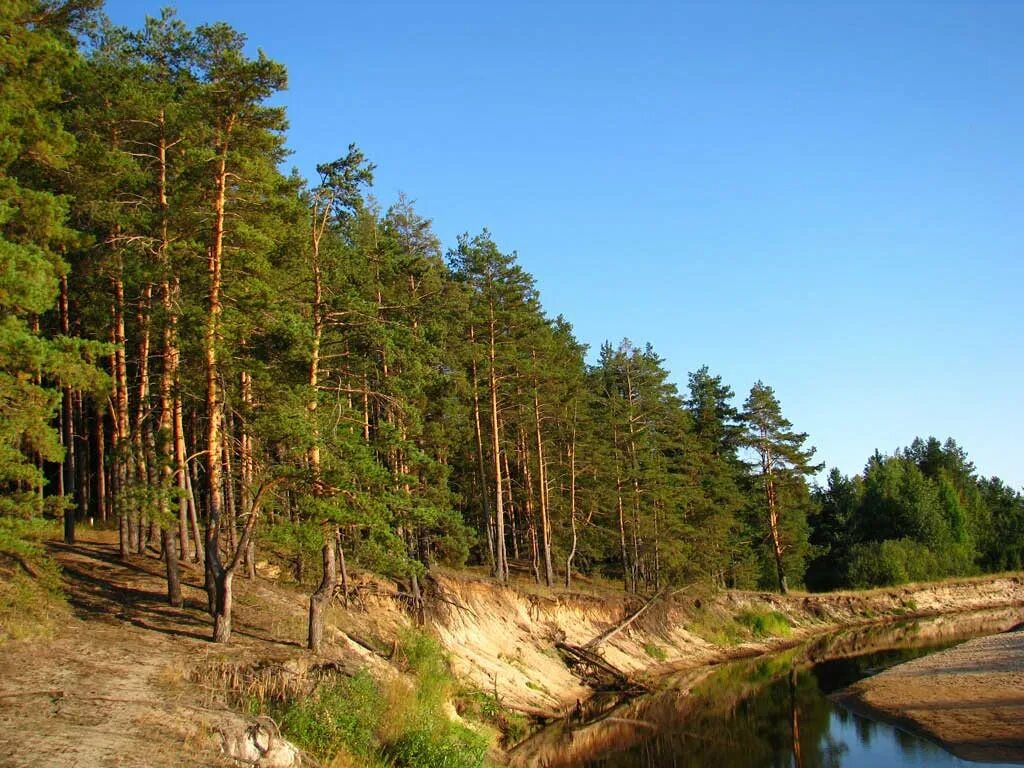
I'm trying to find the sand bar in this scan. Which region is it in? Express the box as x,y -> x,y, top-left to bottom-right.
834,629 -> 1024,763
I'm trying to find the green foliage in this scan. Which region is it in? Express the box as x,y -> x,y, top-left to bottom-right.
271,630 -> 491,768
5,0 -> 1024,654
741,382 -> 821,593
455,690 -> 529,746
809,437 -> 1010,590
385,724 -> 488,768
0,0 -> 106,519
276,672 -> 385,760
736,608 -> 792,638
687,607 -> 746,646
0,517 -> 68,642
643,642 -> 668,661
847,538 -> 946,588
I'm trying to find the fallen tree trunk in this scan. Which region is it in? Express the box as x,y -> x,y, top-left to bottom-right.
583,586 -> 667,651
555,641 -> 646,692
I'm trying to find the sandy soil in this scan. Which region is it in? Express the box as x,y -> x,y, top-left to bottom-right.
834,629 -> 1024,763
0,539 -> 237,767
0,532 -> 410,768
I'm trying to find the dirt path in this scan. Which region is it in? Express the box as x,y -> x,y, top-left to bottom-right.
0,537 -> 239,768
835,629 -> 1024,763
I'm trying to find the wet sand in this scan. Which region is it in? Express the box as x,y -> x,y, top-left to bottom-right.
834,629 -> 1024,763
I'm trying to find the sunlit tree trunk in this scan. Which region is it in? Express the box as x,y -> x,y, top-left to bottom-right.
487,305 -> 508,584
206,118 -> 232,642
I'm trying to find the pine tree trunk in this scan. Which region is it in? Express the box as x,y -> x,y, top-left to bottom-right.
161,527 -> 183,607
338,537 -> 349,608
487,308 -> 508,584
468,326 -> 495,572
59,275 -> 76,543
205,119 -> 232,639
92,398 -> 106,522
613,426 -> 632,592
519,432 -> 539,582
113,275 -> 131,560
505,445 -> 521,561
73,392 -> 89,528
308,524 -> 337,653
532,380 -> 554,587
175,390 -> 200,562
240,371 -> 255,578
765,470 -> 788,594
222,411 -> 237,554
624,365 -> 642,593
565,409 -> 577,589
133,284 -> 153,553
159,271 -> 182,588
212,569 -> 233,643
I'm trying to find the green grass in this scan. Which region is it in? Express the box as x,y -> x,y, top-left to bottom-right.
735,608 -> 792,638
265,628 -> 492,768
455,690 -> 529,746
0,518 -> 68,644
687,608 -> 746,646
275,671 -> 385,761
643,642 -> 667,661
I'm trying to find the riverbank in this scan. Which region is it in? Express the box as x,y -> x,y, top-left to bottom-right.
428,569 -> 1024,714
834,629 -> 1024,763
3,529 -> 1024,767
508,607 -> 1024,767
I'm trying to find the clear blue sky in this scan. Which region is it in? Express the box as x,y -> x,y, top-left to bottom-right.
103,1 -> 1024,488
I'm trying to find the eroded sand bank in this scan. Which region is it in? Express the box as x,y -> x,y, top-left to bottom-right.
835,629 -> 1024,763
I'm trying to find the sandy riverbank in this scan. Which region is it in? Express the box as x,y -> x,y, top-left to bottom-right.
834,628 -> 1024,763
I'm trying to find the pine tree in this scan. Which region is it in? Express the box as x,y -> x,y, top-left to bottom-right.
741,382 -> 821,593
0,0 -> 105,530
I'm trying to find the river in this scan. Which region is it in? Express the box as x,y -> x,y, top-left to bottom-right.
509,607 -> 1024,768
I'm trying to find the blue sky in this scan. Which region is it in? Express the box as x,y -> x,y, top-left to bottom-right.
103,1 -> 1023,487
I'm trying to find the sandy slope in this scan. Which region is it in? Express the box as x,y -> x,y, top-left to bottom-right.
0,540 -> 236,768
2,529 -> 1023,766
834,629 -> 1024,763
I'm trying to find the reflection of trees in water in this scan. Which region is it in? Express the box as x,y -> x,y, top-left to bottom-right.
514,609 -> 1024,768
586,665 -> 846,768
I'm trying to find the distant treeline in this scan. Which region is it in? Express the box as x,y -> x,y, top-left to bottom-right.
3,2 -> 1022,644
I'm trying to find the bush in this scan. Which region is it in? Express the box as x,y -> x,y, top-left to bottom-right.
0,518 -> 68,643
386,723 -> 488,768
276,671 -> 385,760
274,629 -> 493,768
455,690 -> 529,746
736,608 -> 792,638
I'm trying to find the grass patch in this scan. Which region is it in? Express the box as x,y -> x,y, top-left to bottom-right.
455,690 -> 529,747
276,671 -> 385,761
643,642 -> 667,661
0,518 -> 68,644
735,608 -> 792,638
687,607 -> 745,646
263,628 -> 491,768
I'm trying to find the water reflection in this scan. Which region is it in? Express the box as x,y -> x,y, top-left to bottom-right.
510,608 -> 1024,768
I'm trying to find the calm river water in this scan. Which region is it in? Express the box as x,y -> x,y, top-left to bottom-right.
511,608 -> 1024,768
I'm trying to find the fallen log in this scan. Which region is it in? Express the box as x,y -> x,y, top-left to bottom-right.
583,586 -> 667,651
555,641 -> 647,692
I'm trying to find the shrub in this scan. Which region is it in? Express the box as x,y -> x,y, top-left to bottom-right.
0,518 -> 67,643
456,690 -> 529,746
276,671 -> 385,760
736,608 -> 792,638
273,629 -> 493,768
386,723 -> 488,768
